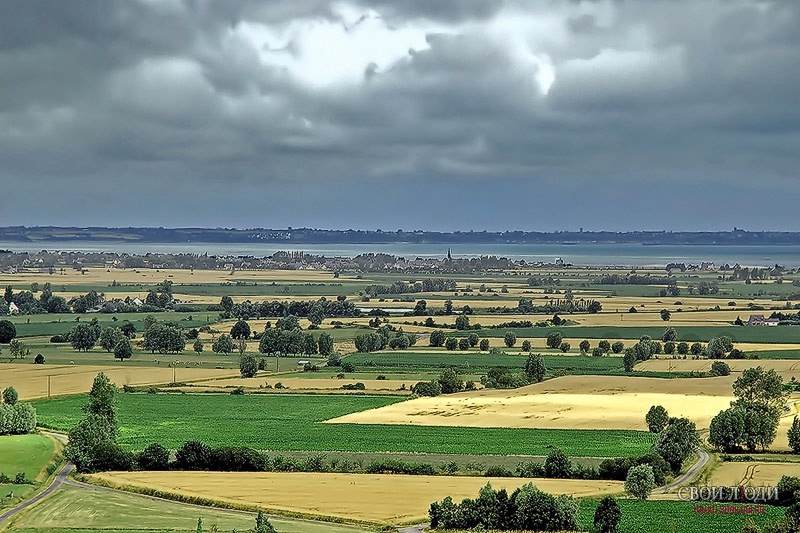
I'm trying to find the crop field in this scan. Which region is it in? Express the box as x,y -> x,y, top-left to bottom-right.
345,351 -> 625,373
0,434 -> 58,512
8,485 -> 363,533
5,311 -> 214,338
328,375 -> 736,431
636,358 -> 800,380
192,376 -> 415,393
32,393 -> 654,457
709,462 -> 800,487
0,364 -> 239,400
0,434 -> 56,481
470,325 -> 800,344
577,499 -> 785,533
87,471 -> 624,525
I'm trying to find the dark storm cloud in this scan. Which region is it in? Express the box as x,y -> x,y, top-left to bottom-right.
0,0 -> 798,230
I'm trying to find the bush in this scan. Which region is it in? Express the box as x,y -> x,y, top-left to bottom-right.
0,402 -> 37,435
479,339 -> 490,351
174,441 -> 213,470
34,353 -> 45,364
239,354 -> 258,378
777,476 -> 800,506
138,443 -> 170,470
412,380 -> 442,397
14,472 -> 29,484
709,361 -> 731,377
594,496 -> 622,533
230,386 -> 246,395
91,442 -> 136,472
516,460 -> 546,478
366,459 -> 436,476
2,387 -> 18,405
211,446 -> 267,472
340,382 -> 366,390
611,341 -> 625,354
598,453 -> 670,486
49,334 -> 67,343
484,465 -> 514,477
341,361 -> 355,372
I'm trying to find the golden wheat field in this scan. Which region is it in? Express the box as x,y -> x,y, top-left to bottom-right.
326,375 -> 737,431
87,471 -> 624,524
709,462 -> 800,487
636,359 -> 800,380
0,364 -> 239,400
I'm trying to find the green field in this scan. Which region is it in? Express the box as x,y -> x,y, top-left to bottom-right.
472,325 -> 800,344
6,312 -> 215,339
346,351 -> 624,373
577,499 -> 786,533
0,434 -> 56,481
7,486 -> 363,533
33,394 -> 655,457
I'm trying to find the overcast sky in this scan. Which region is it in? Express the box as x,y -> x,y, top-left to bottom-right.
1,0 -> 798,231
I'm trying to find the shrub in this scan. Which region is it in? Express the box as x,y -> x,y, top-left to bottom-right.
2,387 -> 18,405
516,461 -> 545,478
230,386 -> 246,395
479,339 -> 490,351
0,402 -> 37,435
777,476 -> 800,506
340,382 -> 366,390
174,441 -> 213,470
34,353 -> 45,364
91,442 -> 136,472
340,361 -> 355,372
49,334 -> 67,343
611,341 -> 625,354
239,354 -> 258,378
559,342 -> 571,353
366,459 -> 436,475
138,443 -> 170,470
211,446 -> 267,472
709,361 -> 731,376
484,465 -> 514,477
412,380 -> 442,397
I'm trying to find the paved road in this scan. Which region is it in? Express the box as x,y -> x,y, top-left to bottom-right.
0,462 -> 74,525
653,447 -> 710,494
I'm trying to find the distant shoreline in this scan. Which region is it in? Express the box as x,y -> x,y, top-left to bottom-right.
2,226 -> 800,246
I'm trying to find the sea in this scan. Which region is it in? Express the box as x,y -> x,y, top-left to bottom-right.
2,241 -> 799,268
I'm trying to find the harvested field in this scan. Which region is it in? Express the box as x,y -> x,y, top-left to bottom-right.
327,375 -> 736,431
87,471 -> 624,524
635,359 -> 800,381
0,364 -> 239,400
709,462 -> 800,487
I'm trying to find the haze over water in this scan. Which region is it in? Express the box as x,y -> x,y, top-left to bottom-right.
2,241 -> 799,268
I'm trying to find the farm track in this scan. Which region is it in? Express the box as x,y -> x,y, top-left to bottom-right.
653,447 -> 711,495
0,462 -> 73,525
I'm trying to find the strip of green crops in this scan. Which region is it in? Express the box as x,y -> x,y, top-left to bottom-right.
577,500 -> 785,533
471,325 -> 800,344
33,394 -> 654,458
347,352 -> 624,371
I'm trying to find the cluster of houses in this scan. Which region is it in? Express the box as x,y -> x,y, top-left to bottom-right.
746,314 -> 780,327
